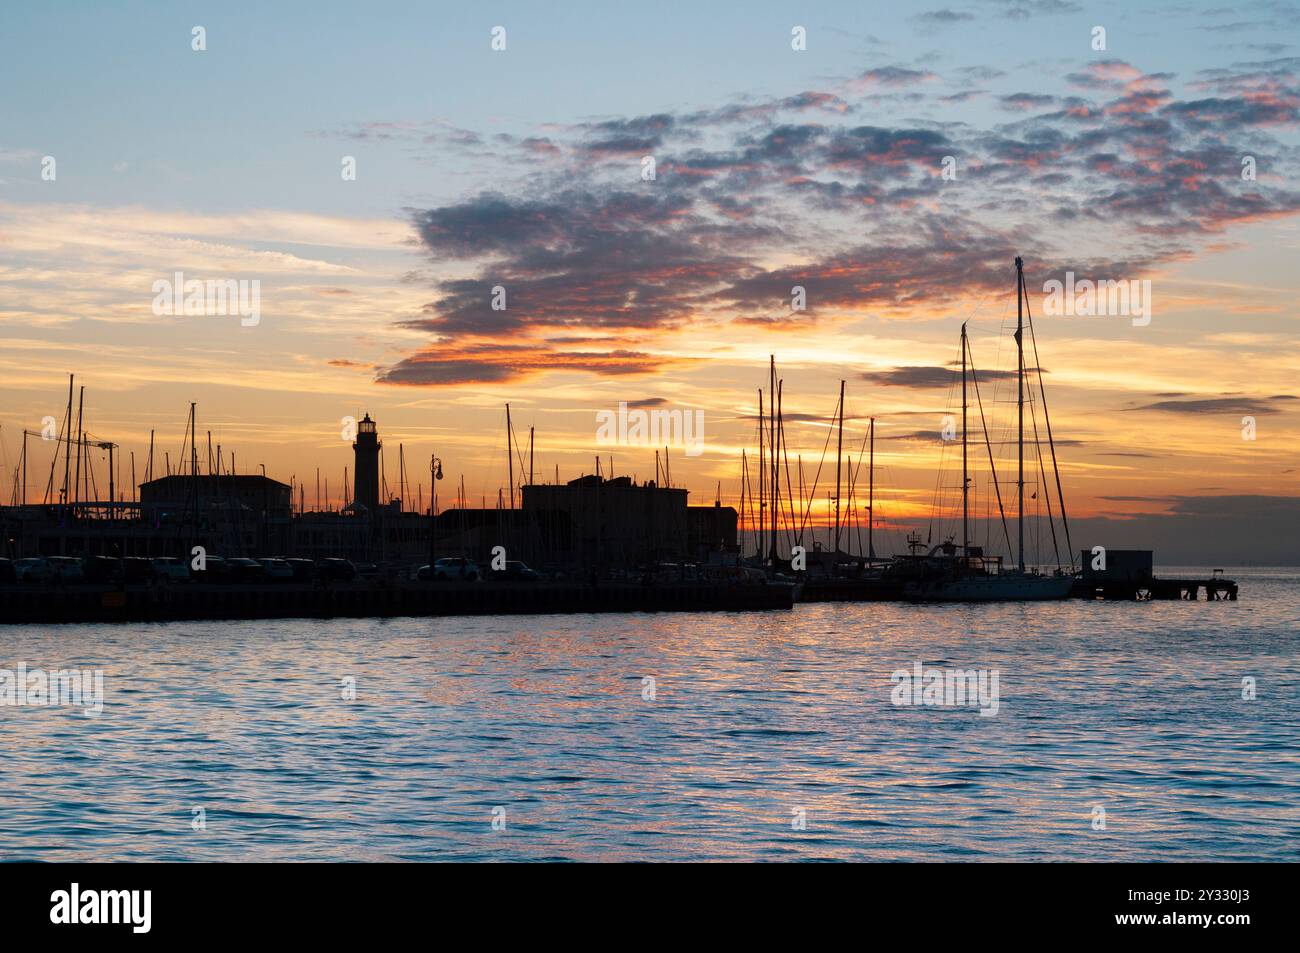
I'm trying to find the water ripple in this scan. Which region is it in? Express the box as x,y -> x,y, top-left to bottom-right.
0,568 -> 1297,861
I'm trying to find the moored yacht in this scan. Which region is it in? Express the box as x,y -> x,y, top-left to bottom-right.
895,257 -> 1076,603
887,536 -> 1074,602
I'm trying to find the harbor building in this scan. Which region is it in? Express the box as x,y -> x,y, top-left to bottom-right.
0,416 -> 736,570
352,414 -> 381,515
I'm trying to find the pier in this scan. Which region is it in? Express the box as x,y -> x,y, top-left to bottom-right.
799,576 -> 901,602
1070,550 -> 1238,601
1070,574 -> 1239,601
0,579 -> 795,624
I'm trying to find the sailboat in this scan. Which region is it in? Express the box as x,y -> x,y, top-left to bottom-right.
892,256 -> 1075,602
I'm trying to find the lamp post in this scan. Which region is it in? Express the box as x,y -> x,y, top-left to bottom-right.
259,463 -> 268,555
429,453 -> 443,571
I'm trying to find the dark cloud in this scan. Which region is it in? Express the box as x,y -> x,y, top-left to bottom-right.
984,0 -> 1082,17
882,429 -> 953,443
884,429 -> 1081,446
378,344 -> 681,386
371,55 -> 1300,386
856,67 -> 937,87
956,65 -> 1007,81
404,188 -> 769,339
999,92 -> 1059,111
1064,495 -> 1300,563
575,114 -> 678,155
912,9 -> 976,24
862,365 -> 1023,388
1130,396 -> 1296,415
736,411 -> 849,424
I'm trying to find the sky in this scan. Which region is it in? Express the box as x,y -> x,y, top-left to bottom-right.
2,0 -> 1298,564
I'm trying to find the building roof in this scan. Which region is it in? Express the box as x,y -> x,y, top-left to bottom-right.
140,473 -> 291,491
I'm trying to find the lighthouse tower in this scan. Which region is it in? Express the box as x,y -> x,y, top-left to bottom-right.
352,414 -> 381,513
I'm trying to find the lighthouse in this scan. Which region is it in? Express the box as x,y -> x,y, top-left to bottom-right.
353,413 -> 381,514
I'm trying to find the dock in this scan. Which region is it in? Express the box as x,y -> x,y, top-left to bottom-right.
799,577 -> 901,602
0,579 -> 795,624
1070,549 -> 1238,601
1070,575 -> 1239,601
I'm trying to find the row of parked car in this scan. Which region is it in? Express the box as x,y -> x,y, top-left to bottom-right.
416,557 -> 541,582
0,555 -> 366,585
0,554 -> 544,585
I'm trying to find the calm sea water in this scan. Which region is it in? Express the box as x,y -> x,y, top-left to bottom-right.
1,568 -> 1296,862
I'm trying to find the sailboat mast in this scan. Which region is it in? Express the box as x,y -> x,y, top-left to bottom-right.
189,401 -> 198,538
769,356 -> 776,565
1015,255 -> 1025,572
834,379 -> 845,555
868,416 -> 875,560
772,376 -> 781,564
61,374 -> 73,508
73,386 -> 84,506
757,389 -> 765,560
506,403 -> 514,510
961,322 -> 969,557
739,448 -> 747,554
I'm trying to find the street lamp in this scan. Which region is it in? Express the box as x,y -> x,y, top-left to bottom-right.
429,454 -> 444,570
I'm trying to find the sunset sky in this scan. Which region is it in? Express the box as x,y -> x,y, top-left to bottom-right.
2,1 -> 1298,563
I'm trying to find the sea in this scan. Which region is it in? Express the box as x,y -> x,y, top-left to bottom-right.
1,567 -> 1296,862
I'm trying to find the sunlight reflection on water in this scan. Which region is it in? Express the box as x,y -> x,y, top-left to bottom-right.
1,568 -> 1296,861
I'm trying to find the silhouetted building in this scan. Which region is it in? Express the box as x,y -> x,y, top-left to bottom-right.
515,475 -> 737,569
139,473 -> 293,554
139,473 -> 291,517
352,414 -> 381,515
688,502 -> 738,558
1080,549 -> 1153,583
0,465 -> 736,569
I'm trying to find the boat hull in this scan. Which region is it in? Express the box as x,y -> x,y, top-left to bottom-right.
902,573 -> 1074,602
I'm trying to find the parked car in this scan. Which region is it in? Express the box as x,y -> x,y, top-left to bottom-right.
14,557 -> 53,583
0,558 -> 16,584
259,558 -> 294,581
429,557 -> 480,582
315,558 -> 356,582
46,556 -> 86,582
354,561 -> 380,580
151,557 -> 190,582
285,558 -> 316,582
192,555 -> 228,582
224,558 -> 264,582
490,560 -> 541,582
121,557 -> 153,583
82,555 -> 123,583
